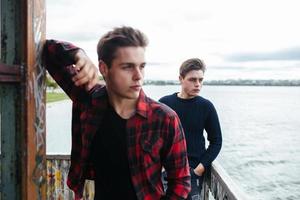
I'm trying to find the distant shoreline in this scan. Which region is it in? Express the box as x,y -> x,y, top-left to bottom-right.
143,79 -> 300,86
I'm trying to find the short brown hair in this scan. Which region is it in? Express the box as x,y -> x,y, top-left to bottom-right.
179,58 -> 206,78
97,26 -> 148,67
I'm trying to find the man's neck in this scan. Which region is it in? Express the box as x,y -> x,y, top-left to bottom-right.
177,91 -> 196,99
107,92 -> 138,119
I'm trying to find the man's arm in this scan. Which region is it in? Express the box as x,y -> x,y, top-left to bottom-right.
162,114 -> 191,199
195,102 -> 222,175
43,39 -> 99,102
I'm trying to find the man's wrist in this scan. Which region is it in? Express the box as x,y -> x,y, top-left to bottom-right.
194,163 -> 205,176
73,49 -> 85,62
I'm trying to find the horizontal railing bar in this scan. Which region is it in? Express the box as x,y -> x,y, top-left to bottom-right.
0,63 -> 21,82
46,154 -> 70,160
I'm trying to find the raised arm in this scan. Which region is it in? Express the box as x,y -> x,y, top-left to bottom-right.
43,39 -> 99,102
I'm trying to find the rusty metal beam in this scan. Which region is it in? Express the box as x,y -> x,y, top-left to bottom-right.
0,84 -> 20,199
21,0 -> 47,200
1,0 -> 46,199
1,0 -> 23,199
0,63 -> 21,82
46,154 -> 71,160
0,0 -> 1,57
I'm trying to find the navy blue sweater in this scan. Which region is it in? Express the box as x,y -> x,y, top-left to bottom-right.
159,93 -> 222,169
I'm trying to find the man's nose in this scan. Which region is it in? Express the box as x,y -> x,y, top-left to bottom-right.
133,67 -> 143,80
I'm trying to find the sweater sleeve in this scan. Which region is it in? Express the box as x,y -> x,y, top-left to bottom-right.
201,102 -> 222,168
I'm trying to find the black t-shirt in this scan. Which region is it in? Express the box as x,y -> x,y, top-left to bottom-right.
91,105 -> 137,200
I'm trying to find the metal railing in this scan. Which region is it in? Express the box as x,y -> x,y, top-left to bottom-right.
203,162 -> 249,200
46,155 -> 249,200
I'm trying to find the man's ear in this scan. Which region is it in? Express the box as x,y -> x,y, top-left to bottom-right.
99,60 -> 108,78
179,75 -> 183,83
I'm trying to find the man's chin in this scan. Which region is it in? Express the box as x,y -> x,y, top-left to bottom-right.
188,92 -> 199,98
125,92 -> 140,100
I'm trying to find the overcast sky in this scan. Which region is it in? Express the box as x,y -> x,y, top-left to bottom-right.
46,0 -> 300,80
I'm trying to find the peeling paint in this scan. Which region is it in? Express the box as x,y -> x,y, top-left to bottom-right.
46,156 -> 94,200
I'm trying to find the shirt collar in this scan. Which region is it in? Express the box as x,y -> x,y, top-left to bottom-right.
135,89 -> 148,118
92,85 -> 149,119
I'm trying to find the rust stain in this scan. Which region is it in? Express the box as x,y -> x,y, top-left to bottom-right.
27,0 -> 47,199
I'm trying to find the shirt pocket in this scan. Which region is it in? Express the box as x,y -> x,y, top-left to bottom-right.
140,133 -> 163,167
140,135 -> 165,193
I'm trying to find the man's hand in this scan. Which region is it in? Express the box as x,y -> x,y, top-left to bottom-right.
72,49 -> 99,91
194,163 -> 205,176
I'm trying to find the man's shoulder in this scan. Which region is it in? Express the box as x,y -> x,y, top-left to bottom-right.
90,84 -> 107,98
197,96 -> 214,105
197,96 -> 218,114
146,96 -> 178,118
159,93 -> 177,103
73,84 -> 107,108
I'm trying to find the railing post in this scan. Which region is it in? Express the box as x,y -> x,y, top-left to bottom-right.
202,167 -> 211,200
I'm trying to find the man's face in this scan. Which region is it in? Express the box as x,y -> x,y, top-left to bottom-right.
100,46 -> 145,100
180,69 -> 204,98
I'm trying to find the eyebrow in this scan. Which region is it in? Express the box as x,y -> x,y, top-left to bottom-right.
189,77 -> 203,80
120,62 -> 146,66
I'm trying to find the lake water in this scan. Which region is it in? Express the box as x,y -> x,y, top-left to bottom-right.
46,85 -> 300,200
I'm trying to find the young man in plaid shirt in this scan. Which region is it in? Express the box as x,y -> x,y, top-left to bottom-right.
43,26 -> 191,200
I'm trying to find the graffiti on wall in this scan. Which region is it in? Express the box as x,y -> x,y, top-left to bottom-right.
29,1 -> 47,199
46,157 -> 95,200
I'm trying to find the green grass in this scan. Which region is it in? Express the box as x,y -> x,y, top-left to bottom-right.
46,92 -> 69,103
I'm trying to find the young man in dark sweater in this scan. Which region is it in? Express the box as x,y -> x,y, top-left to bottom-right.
159,58 -> 222,200
43,27 -> 191,199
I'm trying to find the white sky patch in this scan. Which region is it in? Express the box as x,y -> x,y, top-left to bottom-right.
46,0 -> 300,80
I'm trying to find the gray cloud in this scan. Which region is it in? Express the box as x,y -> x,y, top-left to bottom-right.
147,62 -> 171,66
47,24 -> 114,43
209,64 -> 300,71
225,47 -> 300,62
58,32 -> 98,42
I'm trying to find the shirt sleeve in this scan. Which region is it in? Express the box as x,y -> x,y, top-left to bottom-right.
201,102 -> 223,168
162,114 -> 191,199
43,39 -> 89,102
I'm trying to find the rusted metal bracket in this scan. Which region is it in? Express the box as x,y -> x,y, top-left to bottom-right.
0,63 -> 21,82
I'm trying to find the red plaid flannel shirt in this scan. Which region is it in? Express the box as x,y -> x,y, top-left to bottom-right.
43,40 -> 191,200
